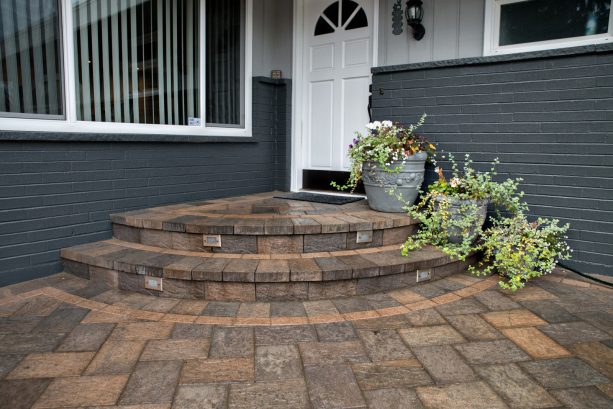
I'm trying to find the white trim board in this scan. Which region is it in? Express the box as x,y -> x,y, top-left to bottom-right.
0,0 -> 253,137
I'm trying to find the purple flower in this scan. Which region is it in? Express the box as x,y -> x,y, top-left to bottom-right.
353,138 -> 358,145
348,144 -> 353,149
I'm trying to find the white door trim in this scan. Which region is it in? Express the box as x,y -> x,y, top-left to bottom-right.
291,0 -> 379,191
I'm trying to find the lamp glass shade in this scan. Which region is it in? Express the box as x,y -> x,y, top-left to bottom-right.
406,1 -> 423,22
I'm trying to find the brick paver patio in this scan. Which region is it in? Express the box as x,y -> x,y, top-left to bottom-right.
0,269 -> 611,408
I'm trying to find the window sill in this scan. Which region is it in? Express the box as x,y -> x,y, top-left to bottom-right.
0,131 -> 257,143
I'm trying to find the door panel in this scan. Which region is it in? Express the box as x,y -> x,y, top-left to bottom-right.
309,80 -> 334,168
341,76 -> 370,170
303,0 -> 374,171
342,38 -> 370,68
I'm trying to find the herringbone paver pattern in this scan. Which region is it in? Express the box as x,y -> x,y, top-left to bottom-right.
0,269 -> 611,408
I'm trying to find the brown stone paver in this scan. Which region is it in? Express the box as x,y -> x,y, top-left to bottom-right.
412,345 -> 476,384
0,378 -> 51,409
119,360 -> 182,405
455,339 -> 531,365
304,364 -> 367,409
501,327 -> 571,359
0,269 -> 611,409
482,309 -> 547,328
417,381 -> 509,409
84,340 -> 145,375
475,363 -> 560,408
32,375 -> 128,408
7,352 -> 95,379
398,325 -> 466,347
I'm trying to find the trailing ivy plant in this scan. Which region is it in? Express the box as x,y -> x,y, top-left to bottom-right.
402,154 -> 527,261
401,153 -> 572,291
331,114 -> 435,192
470,215 -> 571,291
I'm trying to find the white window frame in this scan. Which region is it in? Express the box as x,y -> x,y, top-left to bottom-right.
0,0 -> 253,137
484,0 -> 613,56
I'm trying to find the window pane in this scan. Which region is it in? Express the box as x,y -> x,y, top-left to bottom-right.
206,0 -> 245,127
73,0 -> 199,125
0,0 -> 63,117
500,0 -> 612,46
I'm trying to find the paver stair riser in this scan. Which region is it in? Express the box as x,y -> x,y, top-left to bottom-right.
60,193 -> 479,301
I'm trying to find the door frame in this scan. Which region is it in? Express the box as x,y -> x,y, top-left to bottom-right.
291,0 -> 379,191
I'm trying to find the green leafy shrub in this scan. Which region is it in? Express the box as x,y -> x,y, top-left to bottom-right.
471,215 -> 571,291
402,154 -> 527,260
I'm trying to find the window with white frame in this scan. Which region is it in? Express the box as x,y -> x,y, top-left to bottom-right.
0,0 -> 251,135
484,0 -> 612,55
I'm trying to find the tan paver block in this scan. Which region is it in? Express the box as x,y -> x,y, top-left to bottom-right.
416,381 -> 508,409
81,310 -> 133,324
7,352 -> 96,379
237,302 -> 270,318
140,339 -> 210,361
399,325 -> 465,347
269,316 -> 310,326
408,300 -> 437,311
482,309 -> 547,328
571,342 -> 613,379
502,327 -> 571,359
233,317 -> 271,326
561,278 -> 591,288
344,310 -> 380,321
160,313 -> 197,323
303,300 -> 339,316
85,340 -> 145,375
308,313 -> 343,324
128,309 -> 164,321
109,322 -> 174,340
180,357 -> 254,383
508,286 -> 556,301
195,316 -> 235,326
431,293 -> 461,305
375,305 -> 410,317
596,383 -> 613,399
32,375 -> 129,408
453,286 -> 481,298
75,298 -> 107,311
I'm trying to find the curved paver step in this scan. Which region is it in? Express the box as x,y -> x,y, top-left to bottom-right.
110,193 -> 418,253
61,239 -> 477,301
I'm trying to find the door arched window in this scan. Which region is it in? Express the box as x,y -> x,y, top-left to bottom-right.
314,0 -> 368,36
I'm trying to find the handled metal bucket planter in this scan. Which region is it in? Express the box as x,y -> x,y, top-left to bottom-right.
362,151 -> 427,213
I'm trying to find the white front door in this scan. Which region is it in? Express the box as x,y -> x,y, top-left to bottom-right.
302,0 -> 375,172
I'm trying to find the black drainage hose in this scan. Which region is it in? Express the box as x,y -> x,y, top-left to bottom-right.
557,261 -> 613,288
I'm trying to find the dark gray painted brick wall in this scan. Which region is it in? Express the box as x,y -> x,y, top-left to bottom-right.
372,47 -> 613,276
0,77 -> 291,286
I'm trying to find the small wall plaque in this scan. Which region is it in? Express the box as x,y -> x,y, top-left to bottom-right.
145,276 -> 163,291
271,70 -> 282,79
203,234 -> 222,247
356,230 -> 373,244
188,117 -> 201,126
416,269 -> 432,282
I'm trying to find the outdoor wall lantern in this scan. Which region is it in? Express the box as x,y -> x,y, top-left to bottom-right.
392,0 -> 425,41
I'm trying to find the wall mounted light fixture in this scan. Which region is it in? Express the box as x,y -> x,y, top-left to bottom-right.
392,0 -> 425,41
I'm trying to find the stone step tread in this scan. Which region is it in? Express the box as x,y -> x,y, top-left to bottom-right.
110,195 -> 417,235
61,239 -> 460,284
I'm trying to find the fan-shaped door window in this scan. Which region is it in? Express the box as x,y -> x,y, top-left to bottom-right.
314,0 -> 368,36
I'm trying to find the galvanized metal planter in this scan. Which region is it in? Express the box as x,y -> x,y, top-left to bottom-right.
362,151 -> 427,213
433,195 -> 489,243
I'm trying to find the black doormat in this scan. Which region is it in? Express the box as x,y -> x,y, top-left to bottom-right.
275,192 -> 364,205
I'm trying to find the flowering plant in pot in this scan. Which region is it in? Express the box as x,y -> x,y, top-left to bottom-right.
332,114 -> 436,212
402,154 -> 527,260
470,215 -> 571,291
